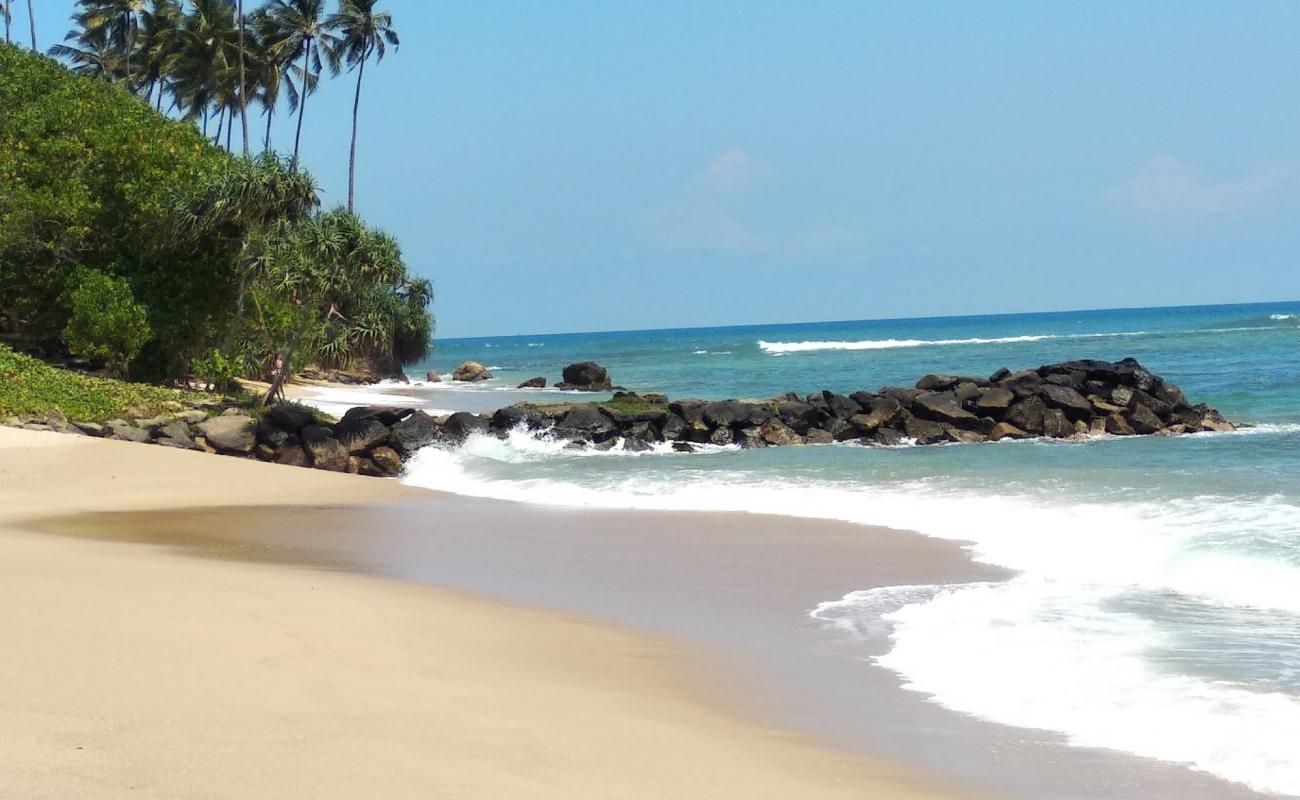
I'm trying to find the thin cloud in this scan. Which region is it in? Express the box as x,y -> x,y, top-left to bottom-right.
695,147 -> 768,195
1115,156 -> 1300,222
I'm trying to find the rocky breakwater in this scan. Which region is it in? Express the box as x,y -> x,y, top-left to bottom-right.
471,358 -> 1235,451
7,401 -> 448,478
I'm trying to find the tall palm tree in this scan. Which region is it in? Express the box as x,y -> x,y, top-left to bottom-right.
170,0 -> 237,136
136,0 -> 184,112
327,0 -> 398,211
3,1 -> 11,45
237,0 -> 249,155
63,0 -> 146,88
261,0 -> 337,171
25,0 -> 34,50
49,23 -> 121,80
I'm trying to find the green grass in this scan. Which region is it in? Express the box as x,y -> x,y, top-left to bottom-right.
0,344 -> 220,423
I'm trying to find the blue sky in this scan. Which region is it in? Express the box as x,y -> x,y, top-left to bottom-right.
34,1 -> 1300,337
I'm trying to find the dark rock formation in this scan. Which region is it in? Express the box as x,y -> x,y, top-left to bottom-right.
452,361 -> 491,382
557,361 -> 612,391
517,377 -> 547,389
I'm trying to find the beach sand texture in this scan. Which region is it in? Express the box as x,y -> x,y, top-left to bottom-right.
0,427 -> 971,799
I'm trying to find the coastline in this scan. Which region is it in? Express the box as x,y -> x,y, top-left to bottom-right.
0,426 -> 976,799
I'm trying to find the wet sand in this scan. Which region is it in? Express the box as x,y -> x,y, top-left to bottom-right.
38,494 -> 1277,800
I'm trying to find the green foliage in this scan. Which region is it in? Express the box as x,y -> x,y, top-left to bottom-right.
0,344 -> 212,423
61,268 -> 152,376
190,347 -> 241,391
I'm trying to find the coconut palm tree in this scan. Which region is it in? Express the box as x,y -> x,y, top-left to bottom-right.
49,23 -> 121,80
136,0 -> 184,111
3,1 -> 11,45
170,0 -> 237,136
237,0 -> 249,155
261,0 -> 338,171
327,0 -> 398,211
61,0 -> 147,88
25,0 -> 34,50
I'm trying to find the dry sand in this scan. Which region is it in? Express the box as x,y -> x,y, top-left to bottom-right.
0,427 -> 974,799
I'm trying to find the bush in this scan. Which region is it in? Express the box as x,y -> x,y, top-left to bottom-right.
61,269 -> 152,377
191,348 -> 242,392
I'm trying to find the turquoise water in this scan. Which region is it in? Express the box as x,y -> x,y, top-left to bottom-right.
379,302 -> 1300,795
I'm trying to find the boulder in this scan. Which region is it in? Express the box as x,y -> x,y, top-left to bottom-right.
1127,403 -> 1163,435
669,400 -> 708,424
999,370 -> 1043,398
300,425 -> 349,471
557,361 -> 612,391
276,444 -> 309,467
335,417 -> 391,454
452,361 -> 492,382
1039,384 -> 1094,420
263,403 -> 315,432
1005,396 -> 1048,435
759,418 -> 803,446
1042,408 -> 1073,438
974,387 -> 1015,414
254,444 -> 277,460
425,371 -> 443,383
913,392 -> 978,424
72,421 -> 107,437
661,414 -> 689,441
989,422 -> 1029,441
1111,386 -> 1135,408
777,401 -> 828,434
158,420 -> 193,443
390,411 -> 440,454
824,417 -> 858,442
849,390 -> 879,408
195,415 -> 256,453
443,412 -> 490,442
517,377 -> 547,389
873,427 -> 907,446
1105,413 -> 1136,436
880,386 -> 925,406
859,396 -> 902,430
555,406 -> 618,442
953,382 -> 981,404
804,428 -> 834,444
672,442 -> 696,453
821,391 -> 861,418
903,414 -> 950,445
157,436 -> 199,450
340,406 -> 415,427
490,404 -> 532,432
709,426 -> 734,446
703,400 -> 759,428
988,367 -> 1012,383
1115,358 -> 1158,392
946,427 -> 988,444
915,374 -> 962,391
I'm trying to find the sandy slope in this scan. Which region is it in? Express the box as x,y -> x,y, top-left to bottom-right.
0,427 -> 971,799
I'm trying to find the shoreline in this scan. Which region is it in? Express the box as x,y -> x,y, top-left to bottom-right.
0,426 -> 977,799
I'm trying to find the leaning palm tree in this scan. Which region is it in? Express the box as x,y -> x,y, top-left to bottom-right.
49,23 -> 121,80
327,0 -> 398,211
136,0 -> 184,111
261,0 -> 338,171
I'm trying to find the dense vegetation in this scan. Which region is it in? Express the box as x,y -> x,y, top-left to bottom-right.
0,343 -> 212,423
0,36 -> 431,400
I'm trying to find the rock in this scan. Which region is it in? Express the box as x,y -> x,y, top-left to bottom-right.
1039,384 -> 1093,420
443,412 -> 490,442
300,425 -> 350,471
256,420 -> 291,449
661,414 -> 689,441
946,427 -> 988,444
1089,418 -> 1108,436
425,371 -> 442,383
1127,403 -> 1163,435
557,361 -> 612,391
913,392 -> 978,424
157,436 -> 199,450
821,417 -> 855,441
804,427 -> 834,444
1115,358 -> 1158,392
1105,413 -> 1136,436
108,422 -> 151,444
555,406 -> 618,442
759,418 -> 802,446
254,443 -> 277,461
703,400 -> 764,427
1199,408 -> 1234,432
490,404 -> 531,432
873,427 -> 907,446
390,411 -> 440,454
849,390 -> 878,408
452,361 -> 492,382
335,417 -> 391,454
880,386 -> 925,406
263,403 -> 315,432
72,421 -> 107,437
672,442 -> 696,453
709,426 -> 734,446
1042,408 -> 1073,438
1111,386 -> 1135,408
275,445 -> 309,467
1089,395 -> 1125,415
196,415 -> 257,454
1005,396 -> 1048,435
999,370 -> 1043,398
953,382 -> 981,404
134,415 -> 168,430
623,437 -> 654,453
777,401 -> 828,434
174,409 -> 207,425
859,396 -> 902,430
988,367 -> 1012,383
735,428 -> 768,449
916,374 -> 961,391
517,377 -> 546,389
158,420 -> 193,443
669,400 -> 708,424
989,422 -> 1029,441
821,391 -> 861,418
641,393 -> 669,405
340,406 -> 415,427
904,414 -> 949,445
194,436 -> 217,454
369,446 -> 404,475
974,387 -> 1015,414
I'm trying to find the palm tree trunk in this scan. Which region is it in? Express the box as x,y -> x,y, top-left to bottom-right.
125,15 -> 134,89
290,37 -> 311,171
156,82 -> 164,112
226,112 -> 233,151
238,0 -> 249,157
202,107 -> 209,137
215,107 -> 225,146
347,44 -> 369,212
264,112 -> 273,152
25,0 -> 34,50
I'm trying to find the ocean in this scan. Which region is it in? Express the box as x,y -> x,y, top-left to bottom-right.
313,301 -> 1300,796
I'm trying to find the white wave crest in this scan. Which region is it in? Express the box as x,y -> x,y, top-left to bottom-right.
1272,313 -> 1297,321
757,330 -> 1146,354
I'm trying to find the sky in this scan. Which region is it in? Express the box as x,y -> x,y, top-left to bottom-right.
31,0 -> 1300,338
